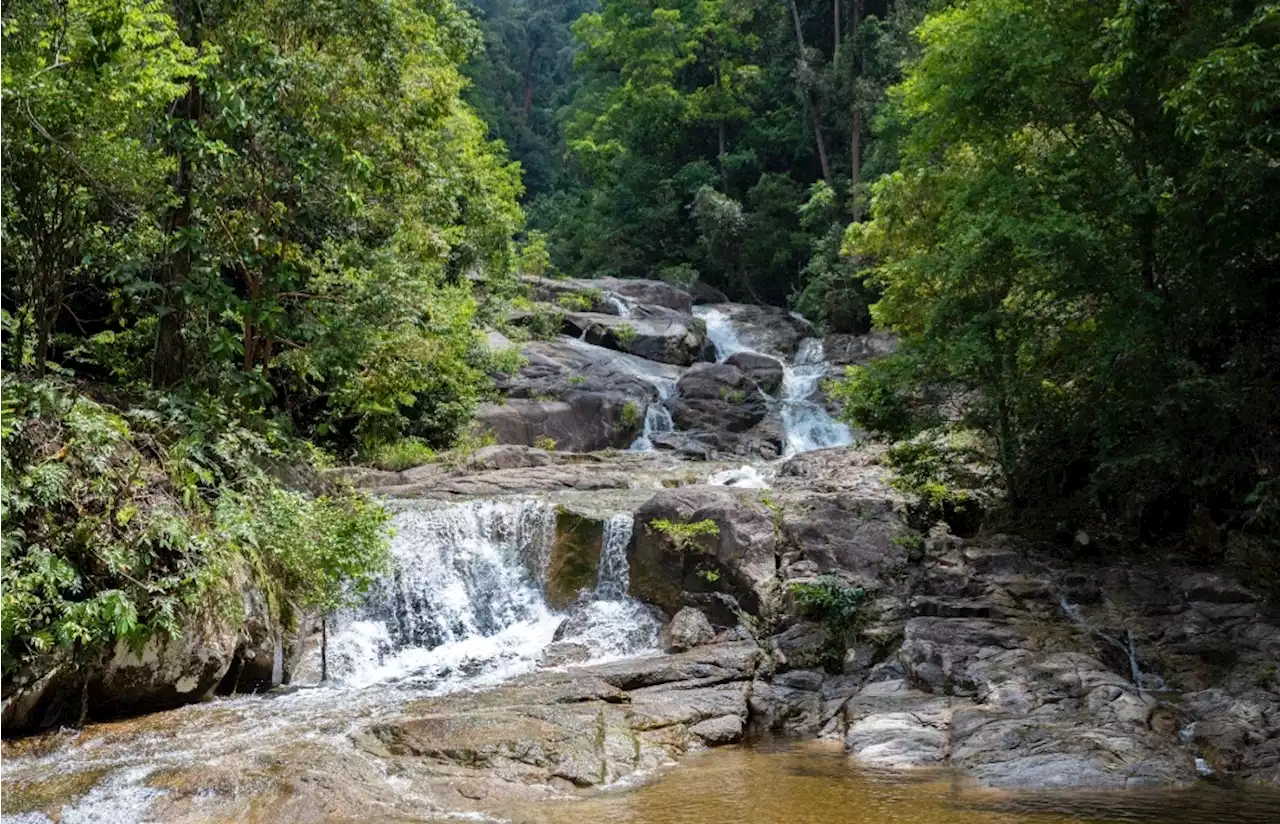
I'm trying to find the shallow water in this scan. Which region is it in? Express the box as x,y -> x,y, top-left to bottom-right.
509,739 -> 1280,824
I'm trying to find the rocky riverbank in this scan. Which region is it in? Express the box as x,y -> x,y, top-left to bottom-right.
2,277 -> 1277,823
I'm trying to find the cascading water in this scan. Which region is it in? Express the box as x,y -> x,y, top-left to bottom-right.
550,514 -> 663,661
695,306 -> 853,455
323,499 -> 562,689
780,339 -> 853,456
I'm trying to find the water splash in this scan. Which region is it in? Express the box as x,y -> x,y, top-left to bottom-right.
552,514 -> 663,661
708,465 -> 771,489
321,499 -> 558,688
696,306 -> 748,363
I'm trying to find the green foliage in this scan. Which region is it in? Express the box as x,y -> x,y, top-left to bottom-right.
649,517 -> 721,552
790,575 -> 870,671
367,439 -> 438,472
533,435 -> 558,451
0,378 -> 391,680
841,0 -> 1280,552
516,230 -> 554,278
620,401 -> 643,430
611,323 -> 639,346
557,292 -> 595,312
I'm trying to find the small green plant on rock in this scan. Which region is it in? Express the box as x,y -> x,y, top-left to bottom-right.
533,435 -> 558,452
620,401 -> 643,430
557,292 -> 595,312
567,374 -> 588,387
649,518 -> 720,552
368,438 -> 437,471
791,575 -> 870,672
612,323 -> 639,346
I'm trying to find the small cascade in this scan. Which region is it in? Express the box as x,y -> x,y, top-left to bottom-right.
595,512 -> 635,599
696,306 -> 749,362
1058,597 -> 1166,694
323,499 -> 561,688
552,513 -> 663,661
708,464 -> 771,489
695,306 -> 853,455
555,335 -> 678,452
606,293 -> 635,317
780,339 -> 853,456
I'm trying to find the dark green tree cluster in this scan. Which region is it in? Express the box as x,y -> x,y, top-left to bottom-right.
1,0 -> 522,688
464,0 -> 596,199
837,0 -> 1280,566
501,0 -> 927,328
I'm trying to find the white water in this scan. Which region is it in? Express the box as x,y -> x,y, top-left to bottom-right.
322,499 -> 560,689
707,465 -> 771,489
552,514 -> 663,661
695,306 -> 853,456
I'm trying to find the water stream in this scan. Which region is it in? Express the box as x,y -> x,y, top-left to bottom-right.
695,306 -> 853,456
0,499 -> 658,824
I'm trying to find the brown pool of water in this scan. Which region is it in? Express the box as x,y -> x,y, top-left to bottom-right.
498,739 -> 1280,824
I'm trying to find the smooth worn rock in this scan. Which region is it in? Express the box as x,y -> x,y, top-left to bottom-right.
466,444 -> 554,471
661,607 -> 715,652
725,352 -> 784,395
699,303 -> 814,359
562,309 -> 708,366
688,714 -> 744,745
496,339 -> 667,404
475,394 -> 643,452
673,363 -> 769,433
630,486 -> 779,621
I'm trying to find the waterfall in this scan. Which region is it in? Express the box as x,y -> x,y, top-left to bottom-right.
595,513 -> 635,599
556,335 -> 679,452
694,306 -> 853,455
323,499 -> 561,689
551,513 -> 663,661
1058,597 -> 1166,694
780,339 -> 853,456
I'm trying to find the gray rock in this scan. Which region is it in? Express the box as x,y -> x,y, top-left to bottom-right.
661,607 -> 715,652
475,394 -> 642,452
699,303 -> 815,359
630,486 -> 779,620
725,352 -> 784,395
562,309 -> 708,366
466,444 -> 553,471
673,363 -> 768,434
689,714 -> 744,745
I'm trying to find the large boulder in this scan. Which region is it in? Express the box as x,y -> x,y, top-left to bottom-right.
524,276 -> 695,315
661,607 -> 715,652
495,340 -> 663,404
597,277 -> 695,313
475,394 -> 642,452
779,493 -> 908,587
698,303 -> 815,360
673,363 -> 768,433
822,331 -> 897,368
562,308 -> 709,366
725,352 -> 784,395
629,486 -> 779,623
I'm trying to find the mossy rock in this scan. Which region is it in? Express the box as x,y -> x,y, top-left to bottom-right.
547,509 -> 605,608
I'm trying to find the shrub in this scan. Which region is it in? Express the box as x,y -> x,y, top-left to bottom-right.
533,435 -> 558,451
557,292 -> 595,312
620,401 -> 643,430
367,438 -> 437,471
790,575 -> 869,671
611,323 -> 638,346
649,518 -> 720,552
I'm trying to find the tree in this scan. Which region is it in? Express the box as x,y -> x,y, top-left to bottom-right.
842,0 -> 1280,550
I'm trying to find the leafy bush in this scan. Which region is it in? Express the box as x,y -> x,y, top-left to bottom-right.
611,323 -> 639,346
790,575 -> 870,671
0,379 -> 391,682
533,435 -> 558,451
367,438 -> 437,471
557,292 -> 595,312
649,518 -> 720,552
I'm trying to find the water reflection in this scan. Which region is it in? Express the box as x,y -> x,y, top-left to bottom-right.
505,739 -> 1280,824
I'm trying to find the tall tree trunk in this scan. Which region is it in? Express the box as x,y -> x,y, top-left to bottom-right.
154,0 -> 201,388
849,0 -> 864,219
834,0 -> 841,61
786,0 -> 834,186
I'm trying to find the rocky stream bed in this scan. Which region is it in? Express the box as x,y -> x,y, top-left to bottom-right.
2,278 -> 1278,822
